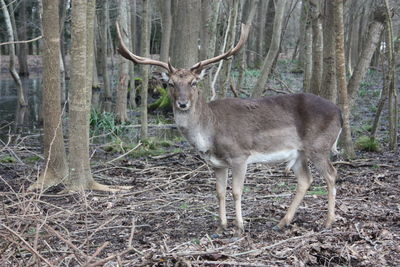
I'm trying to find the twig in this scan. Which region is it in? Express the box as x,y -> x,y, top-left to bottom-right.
150,151 -> 180,160
128,218 -> 135,248
86,248 -> 135,267
231,230 -> 331,257
1,223 -> 53,266
44,225 -> 88,258
0,35 -> 43,46
105,142 -> 142,164
83,242 -> 109,267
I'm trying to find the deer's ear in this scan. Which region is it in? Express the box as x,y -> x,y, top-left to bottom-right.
153,71 -> 170,82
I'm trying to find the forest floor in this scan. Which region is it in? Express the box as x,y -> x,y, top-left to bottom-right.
1,143 -> 399,266
1,59 -> 400,266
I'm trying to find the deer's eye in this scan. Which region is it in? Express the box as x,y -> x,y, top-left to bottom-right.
190,80 -> 198,87
168,80 -> 175,87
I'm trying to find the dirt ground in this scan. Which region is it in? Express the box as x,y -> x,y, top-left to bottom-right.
1,138 -> 399,266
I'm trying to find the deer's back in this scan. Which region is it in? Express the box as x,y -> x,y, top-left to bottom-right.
207,93 -> 342,158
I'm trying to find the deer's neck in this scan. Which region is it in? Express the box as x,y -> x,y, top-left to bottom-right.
173,95 -> 215,153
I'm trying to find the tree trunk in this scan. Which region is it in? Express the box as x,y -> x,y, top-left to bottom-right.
1,0 -> 27,107
28,0 -> 69,191
237,0 -> 258,91
384,1 -> 397,151
303,1 -> 312,93
200,0 -> 221,99
334,0 -> 355,159
98,0 -> 112,112
255,0 -> 268,67
160,0 -> 172,63
294,2 -> 307,72
67,0 -> 92,190
129,1 -> 137,108
140,0 -> 151,140
17,0 -> 30,77
348,9 -> 385,102
252,0 -> 287,98
170,0 -> 200,68
321,0 -> 337,103
309,0 -> 323,96
218,0 -> 239,98
116,0 -> 130,123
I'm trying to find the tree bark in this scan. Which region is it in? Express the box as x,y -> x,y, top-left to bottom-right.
98,0 -> 112,112
129,1 -> 137,108
334,0 -> 355,159
140,0 -> 151,140
1,0 -> 27,107
321,0 -> 337,103
383,1 -> 397,151
255,0 -> 268,67
237,0 -> 258,91
303,1 -> 312,93
160,0 -> 172,63
28,0 -> 69,191
200,0 -> 221,99
348,10 -> 385,102
116,0 -> 130,123
17,0 -> 30,76
218,0 -> 239,99
67,0 -> 92,190
170,0 -> 200,68
309,0 -> 323,96
252,0 -> 287,98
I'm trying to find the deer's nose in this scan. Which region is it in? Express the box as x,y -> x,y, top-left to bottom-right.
176,100 -> 190,110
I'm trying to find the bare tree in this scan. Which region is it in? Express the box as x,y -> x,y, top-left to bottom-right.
170,0 -> 201,68
28,0 -> 69,191
159,0 -> 172,63
140,0 -> 151,140
334,0 -> 355,159
321,0 -> 337,103
98,0 -> 112,112
17,0 -> 29,76
303,1 -> 312,93
348,8 -> 385,102
252,0 -> 287,98
383,1 -> 397,151
237,0 -> 258,91
218,0 -> 239,98
1,0 -> 27,107
116,0 -> 130,123
309,0 -> 323,95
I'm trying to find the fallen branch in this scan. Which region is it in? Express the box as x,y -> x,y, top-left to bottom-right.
0,35 -> 42,46
1,223 -> 53,266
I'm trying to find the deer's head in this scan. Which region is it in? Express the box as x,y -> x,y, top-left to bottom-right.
116,23 -> 250,112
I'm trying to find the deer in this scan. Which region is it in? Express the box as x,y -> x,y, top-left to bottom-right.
116,23 -> 342,235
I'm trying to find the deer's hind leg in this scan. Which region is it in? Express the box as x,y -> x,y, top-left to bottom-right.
277,151 -> 313,229
311,155 -> 338,228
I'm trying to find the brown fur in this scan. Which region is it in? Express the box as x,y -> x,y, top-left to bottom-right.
168,72 -> 342,234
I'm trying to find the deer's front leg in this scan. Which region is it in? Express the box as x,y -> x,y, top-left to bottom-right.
215,167 -> 228,233
231,161 -> 247,235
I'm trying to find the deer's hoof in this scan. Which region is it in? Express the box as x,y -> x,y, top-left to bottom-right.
272,224 -> 287,232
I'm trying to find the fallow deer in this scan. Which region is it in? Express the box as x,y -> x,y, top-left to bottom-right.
116,23 -> 342,235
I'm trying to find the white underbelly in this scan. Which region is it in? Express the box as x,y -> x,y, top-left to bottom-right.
246,149 -> 299,166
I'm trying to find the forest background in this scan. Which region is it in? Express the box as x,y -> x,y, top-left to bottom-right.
0,0 -> 399,266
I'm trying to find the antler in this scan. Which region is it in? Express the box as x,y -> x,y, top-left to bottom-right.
190,24 -> 251,73
116,22 -> 176,73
